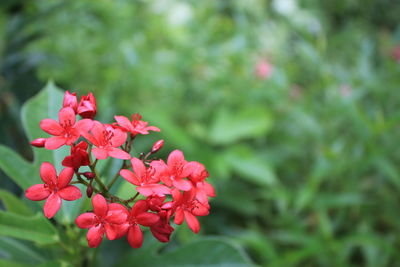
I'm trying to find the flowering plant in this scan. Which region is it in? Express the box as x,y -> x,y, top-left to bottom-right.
26,90 -> 215,249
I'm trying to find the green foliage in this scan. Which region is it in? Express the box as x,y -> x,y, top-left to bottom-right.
1,0 -> 400,266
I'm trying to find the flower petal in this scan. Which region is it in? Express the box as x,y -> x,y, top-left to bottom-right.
58,185 -> 82,201
184,210 -> 200,233
40,162 -> 57,185
92,147 -> 109,160
40,119 -> 63,135
87,225 -> 104,248
127,224 -> 143,248
110,129 -> 128,147
75,119 -> 94,134
172,179 -> 192,191
131,200 -> 148,217
114,115 -> 133,132
167,150 -> 185,167
107,203 -> 128,224
58,107 -> 76,126
131,158 -> 146,180
92,194 -> 108,218
120,169 -> 140,185
25,184 -> 51,201
104,224 -> 118,240
57,167 -> 74,188
136,212 -> 159,226
108,148 -> 130,160
75,212 -> 96,228
45,136 -> 66,150
44,193 -> 62,219
174,208 -> 184,225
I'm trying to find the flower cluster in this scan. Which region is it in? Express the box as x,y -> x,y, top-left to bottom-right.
26,91 -> 215,248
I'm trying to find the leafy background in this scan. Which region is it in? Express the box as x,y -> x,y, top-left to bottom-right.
1,0 -> 400,266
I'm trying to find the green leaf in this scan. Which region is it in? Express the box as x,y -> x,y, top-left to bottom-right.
0,190 -> 33,216
0,259 -> 30,267
116,237 -> 251,267
209,107 -> 272,145
0,145 -> 34,190
0,237 -> 45,264
0,211 -> 59,245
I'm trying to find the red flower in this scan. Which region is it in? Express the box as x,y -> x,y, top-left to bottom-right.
78,93 -> 97,119
122,200 -> 159,248
120,158 -> 170,197
172,189 -> 209,233
83,121 -> 130,160
192,181 -> 216,205
40,107 -> 93,150
75,194 -> 128,248
63,91 -> 78,113
62,141 -> 90,171
25,162 -> 82,218
150,210 -> 174,243
114,114 -> 160,136
153,150 -> 195,191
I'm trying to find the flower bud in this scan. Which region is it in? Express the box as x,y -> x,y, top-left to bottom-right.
63,91 -> 78,113
86,185 -> 94,198
77,92 -> 97,119
31,138 -> 46,148
151,139 -> 164,154
83,172 -> 95,179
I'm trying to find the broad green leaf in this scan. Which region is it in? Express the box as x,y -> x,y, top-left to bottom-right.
0,211 -> 59,245
0,190 -> 33,216
0,237 -> 45,264
0,145 -> 34,190
209,107 -> 272,145
21,81 -> 83,223
116,237 -> 251,267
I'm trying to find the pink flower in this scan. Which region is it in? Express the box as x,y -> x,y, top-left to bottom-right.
151,139 -> 164,154
63,91 -> 78,113
120,158 -> 170,197
171,189 -> 209,233
122,200 -> 159,248
25,162 -> 82,218
255,59 -> 273,79
40,107 -> 93,150
62,141 -> 90,171
78,93 -> 97,119
83,121 -> 130,160
75,194 -> 128,248
153,150 -> 195,191
114,114 -> 160,136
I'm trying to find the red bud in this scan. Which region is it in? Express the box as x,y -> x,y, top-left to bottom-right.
151,139 -> 164,154
83,172 -> 95,179
31,138 -> 46,148
86,186 -> 93,198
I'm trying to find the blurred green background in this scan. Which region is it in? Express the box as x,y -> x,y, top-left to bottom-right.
1,0 -> 400,266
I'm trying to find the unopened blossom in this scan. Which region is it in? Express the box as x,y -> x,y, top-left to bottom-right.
75,194 -> 128,248
120,158 -> 170,197
40,107 -> 93,149
114,114 -> 160,136
30,138 -> 46,148
150,210 -> 174,243
63,91 -> 78,113
62,141 -> 90,171
78,93 -> 97,119
83,121 -> 130,160
25,162 -> 82,218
